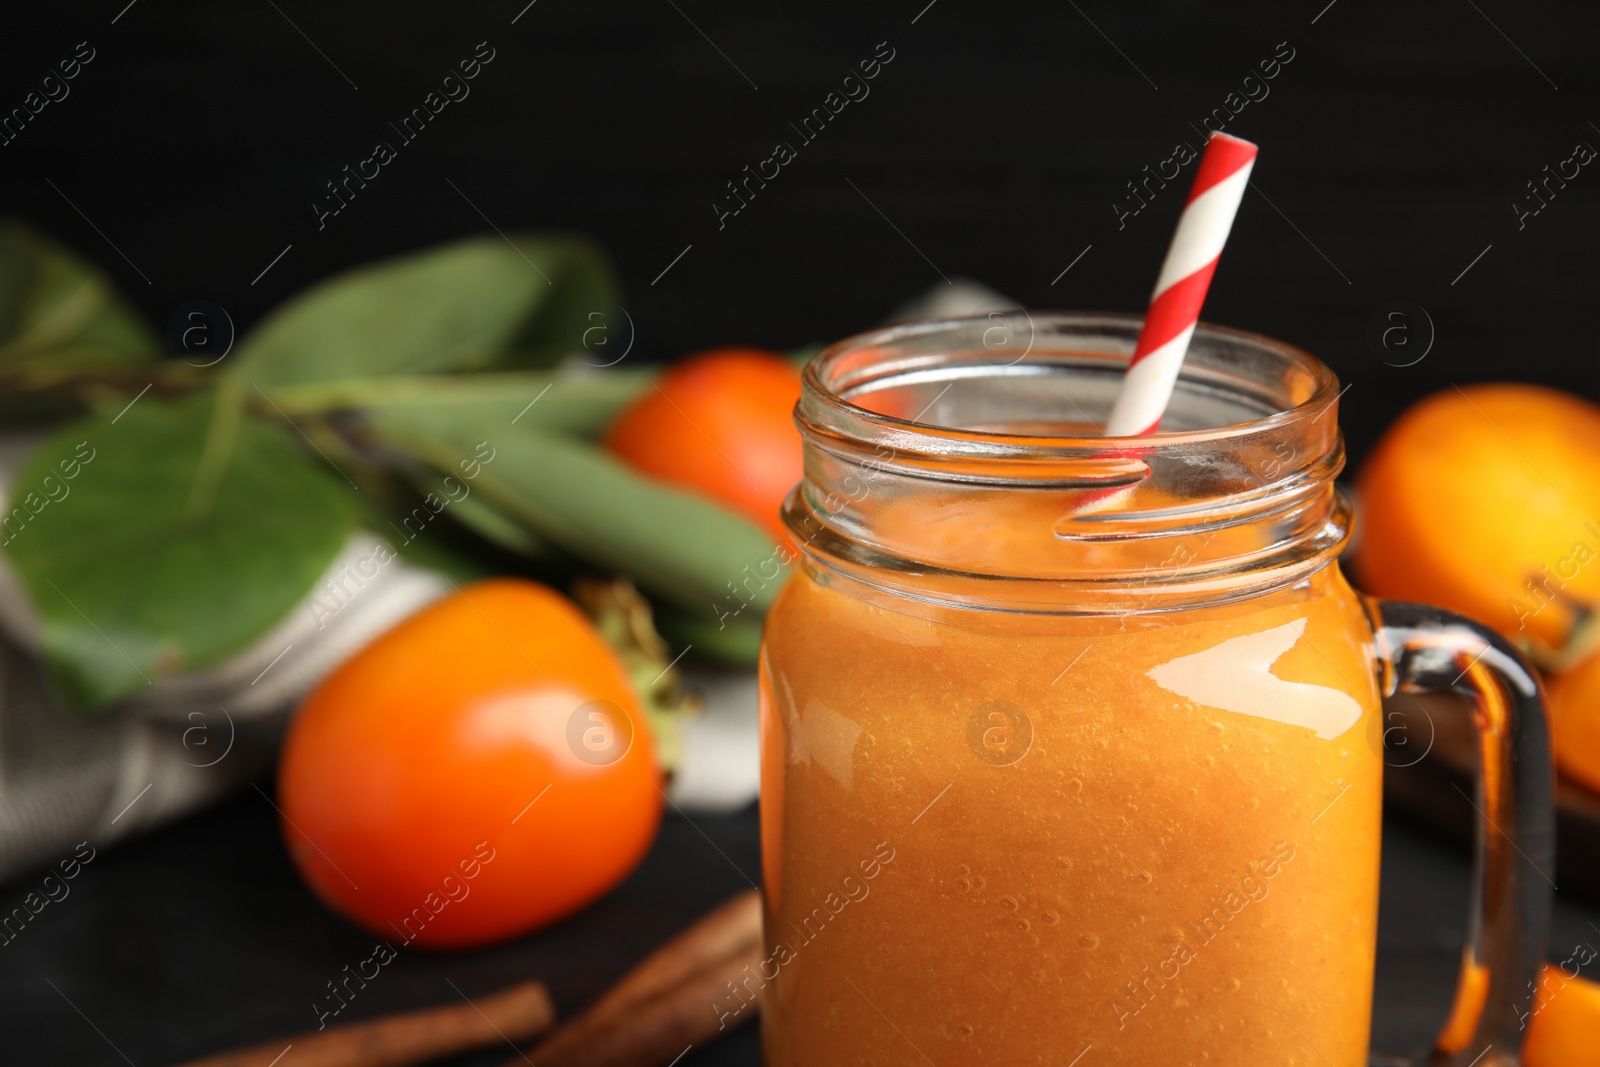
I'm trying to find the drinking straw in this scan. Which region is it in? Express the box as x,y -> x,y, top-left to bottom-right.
1103,132 -> 1259,437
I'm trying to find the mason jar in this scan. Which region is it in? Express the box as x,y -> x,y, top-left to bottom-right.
757,312 -> 1552,1067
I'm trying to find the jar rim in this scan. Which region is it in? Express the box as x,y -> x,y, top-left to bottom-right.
802,311 -> 1339,458
786,311 -> 1352,614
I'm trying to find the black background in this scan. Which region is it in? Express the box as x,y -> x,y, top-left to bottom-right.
3,0 -> 1600,1062
3,0 -> 1599,464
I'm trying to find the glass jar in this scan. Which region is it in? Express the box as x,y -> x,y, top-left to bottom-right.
757,313 -> 1553,1067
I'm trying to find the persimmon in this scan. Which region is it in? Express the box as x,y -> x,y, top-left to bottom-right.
277,579 -> 662,949
1524,963 -> 1600,1066
1549,654 -> 1600,793
1437,960 -> 1600,1064
604,347 -> 801,547
1354,384 -> 1600,666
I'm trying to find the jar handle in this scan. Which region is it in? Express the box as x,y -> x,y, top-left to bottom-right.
1371,600 -> 1556,1067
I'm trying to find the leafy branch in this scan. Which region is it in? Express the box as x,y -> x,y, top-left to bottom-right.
0,221 -> 777,712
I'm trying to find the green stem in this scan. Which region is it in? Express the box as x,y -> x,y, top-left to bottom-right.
184,376 -> 247,521
255,376 -> 448,414
0,361 -> 199,399
0,277 -> 102,366
260,368 -> 655,416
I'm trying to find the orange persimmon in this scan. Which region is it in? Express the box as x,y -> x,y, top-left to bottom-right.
278,579 -> 662,949
1355,384 -> 1600,665
1550,653 -> 1600,794
1524,962 -> 1600,1066
604,347 -> 802,547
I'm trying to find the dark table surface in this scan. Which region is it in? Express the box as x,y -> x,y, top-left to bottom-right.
4,785 -> 1598,1066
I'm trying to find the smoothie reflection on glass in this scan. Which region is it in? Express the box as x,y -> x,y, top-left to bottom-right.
756,314 -> 1552,1067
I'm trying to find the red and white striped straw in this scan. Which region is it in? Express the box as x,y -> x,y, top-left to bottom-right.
1103,132 -> 1259,437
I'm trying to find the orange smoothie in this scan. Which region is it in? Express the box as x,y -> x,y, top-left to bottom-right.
757,559 -> 1383,1066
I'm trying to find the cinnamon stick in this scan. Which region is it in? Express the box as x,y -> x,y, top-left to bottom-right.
502,889 -> 764,1067
512,942 -> 765,1067
169,979 -> 554,1067
168,890 -> 764,1067
568,890 -> 762,1024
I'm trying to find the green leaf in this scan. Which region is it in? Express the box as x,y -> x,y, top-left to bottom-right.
261,367 -> 653,440
362,408 -> 788,617
655,604 -> 763,667
0,218 -> 160,371
3,397 -> 357,709
503,237 -> 621,369
392,460 -> 552,558
433,488 -> 550,557
231,233 -> 619,387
